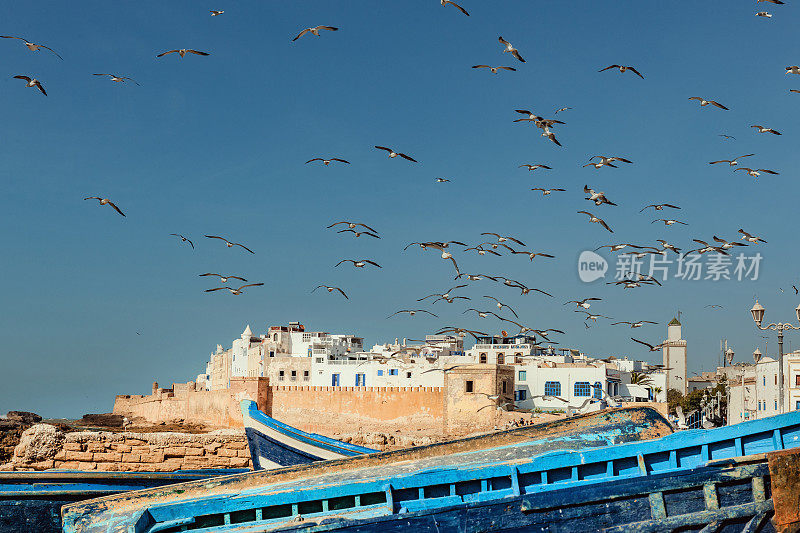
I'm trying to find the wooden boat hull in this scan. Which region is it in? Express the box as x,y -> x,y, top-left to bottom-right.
0,469 -> 247,533
62,406 -> 675,532
240,400 -> 376,469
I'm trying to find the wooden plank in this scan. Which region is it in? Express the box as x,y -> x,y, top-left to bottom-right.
768,447 -> 800,531
602,500 -> 773,533
741,510 -> 769,533
703,483 -> 719,510
751,476 -> 766,503
648,492 -> 666,519
698,520 -> 721,533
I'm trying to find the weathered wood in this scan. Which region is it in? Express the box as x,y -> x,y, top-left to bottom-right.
768,447 -> 800,531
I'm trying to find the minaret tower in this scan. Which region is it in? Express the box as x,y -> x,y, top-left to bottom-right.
663,317 -> 688,395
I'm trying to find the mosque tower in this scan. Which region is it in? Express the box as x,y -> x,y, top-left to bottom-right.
663,317 -> 688,395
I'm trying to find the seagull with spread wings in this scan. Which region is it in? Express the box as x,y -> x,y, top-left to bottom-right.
375,146 -> 417,162
93,74 -> 140,85
306,157 -> 350,166
440,0 -> 469,15
482,296 -> 518,318
498,36 -> 525,62
387,309 -> 438,318
204,235 -> 255,253
480,232 -> 525,247
531,188 -> 566,196
292,26 -> 338,41
708,154 -> 755,167
519,164 -> 551,171
612,320 -> 658,328
751,125 -> 781,135
640,203 -> 680,212
584,186 -> 617,206
13,76 -> 46,95
735,167 -> 779,178
417,285 -> 468,302
565,297 -> 601,309
157,49 -> 210,58
652,219 -> 687,226
786,66 -> 800,75
335,259 -> 381,269
598,64 -> 643,78
328,221 -> 379,233
205,283 -> 264,295
584,155 -> 632,169
338,229 -> 380,239
738,229 -> 767,243
578,211 -> 613,232
210,10 -> 224,16
169,234 -> 194,249
688,97 -> 728,110
312,285 -> 348,299
200,273 -> 247,283
0,36 -> 62,59
631,338 -> 668,352
84,197 -> 125,216
510,249 -> 555,261
576,310 -> 613,322
472,65 -> 516,74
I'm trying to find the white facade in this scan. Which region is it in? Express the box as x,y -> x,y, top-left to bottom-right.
663,318 -> 687,395
727,352 -> 800,424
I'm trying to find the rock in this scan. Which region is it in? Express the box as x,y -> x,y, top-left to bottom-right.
6,411 -> 42,424
13,424 -> 65,463
81,413 -> 124,427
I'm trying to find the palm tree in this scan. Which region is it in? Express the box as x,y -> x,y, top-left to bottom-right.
630,371 -> 653,387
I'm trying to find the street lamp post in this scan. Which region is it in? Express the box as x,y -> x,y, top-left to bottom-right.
749,301 -> 800,414
753,348 -> 762,419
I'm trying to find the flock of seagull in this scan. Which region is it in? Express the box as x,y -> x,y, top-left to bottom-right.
16,2 -> 795,414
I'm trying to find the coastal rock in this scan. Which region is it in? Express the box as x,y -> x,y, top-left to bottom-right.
81,413 -> 124,427
6,411 -> 42,424
13,424 -> 65,463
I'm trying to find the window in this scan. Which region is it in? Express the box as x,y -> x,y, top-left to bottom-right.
776,375 -> 778,385
796,401 -> 800,411
479,353 -> 487,364
764,376 -> 766,386
775,401 -> 778,410
355,373 -> 366,387
593,382 -> 603,399
518,371 -> 527,381
278,370 -> 285,381
758,402 -> 761,411
269,351 -> 275,358
502,380 -> 507,394
303,371 -> 309,382
514,352 -> 522,362
389,369 -> 399,376
574,382 -> 591,397
497,353 -> 505,364
466,380 -> 474,393
290,370 -> 297,382
516,390 -> 527,401
796,375 -> 800,386
544,381 -> 561,396
331,373 -> 340,386
273,334 -> 278,341
377,370 -> 383,376
406,372 -> 412,378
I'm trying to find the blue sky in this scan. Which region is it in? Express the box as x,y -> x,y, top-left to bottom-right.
2,1 -> 799,417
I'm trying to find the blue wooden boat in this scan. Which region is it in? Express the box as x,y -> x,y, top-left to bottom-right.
0,469 -> 247,533
240,401 -> 376,469
60,406 -> 676,532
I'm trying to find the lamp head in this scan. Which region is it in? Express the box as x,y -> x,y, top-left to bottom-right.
751,300 -> 765,327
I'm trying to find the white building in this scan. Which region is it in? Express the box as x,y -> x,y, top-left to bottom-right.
727,351 -> 800,424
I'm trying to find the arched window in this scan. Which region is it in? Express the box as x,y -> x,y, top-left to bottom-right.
497,353 -> 505,364
273,333 -> 278,342
592,382 -> 603,399
479,353 -> 487,363
544,381 -> 561,397
574,382 -> 591,397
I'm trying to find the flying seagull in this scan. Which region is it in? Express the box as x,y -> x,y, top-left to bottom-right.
734,167 -> 779,178
338,229 -> 380,239
576,310 -> 613,322
204,235 -> 255,253
0,36 -> 62,59
84,197 -> 125,216
756,11 -> 772,17
598,64 -> 644,79
205,283 -> 264,295
463,308 -> 503,319
472,65 -> 516,74
584,155 -> 632,169
328,221 -> 379,233
169,233 -> 194,249
554,106 -> 572,114
565,297 -> 601,309
708,154 -> 755,166
436,178 -> 450,182
483,296 -> 518,317
652,219 -> 687,226
13,76 -> 46,95
306,157 -> 350,165
688,97 -> 728,110
719,134 -> 736,140
498,37 -> 525,62
712,236 -> 748,250
705,304 -> 724,309
611,320 -> 658,328
335,259 -> 381,269
510,250 -> 555,261
156,49 -> 210,58
417,285 -> 468,302
786,66 -> 800,75
293,26 -> 338,41
751,125 -> 781,135
738,229 -> 767,243
440,0 -> 469,16
584,185 -> 617,206
480,232 -> 525,246
210,10 -> 224,16
375,146 -> 417,162
387,309 -> 438,318
541,126 -> 562,147
640,203 -> 680,212
519,164 -> 551,171
631,338 -> 667,352
92,74 -> 140,85
531,188 -> 566,196
312,285 -> 348,299
200,273 -> 247,283
578,211 -> 613,232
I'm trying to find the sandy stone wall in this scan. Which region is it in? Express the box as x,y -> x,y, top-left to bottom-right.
3,424 -> 251,471
268,386 -> 445,435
